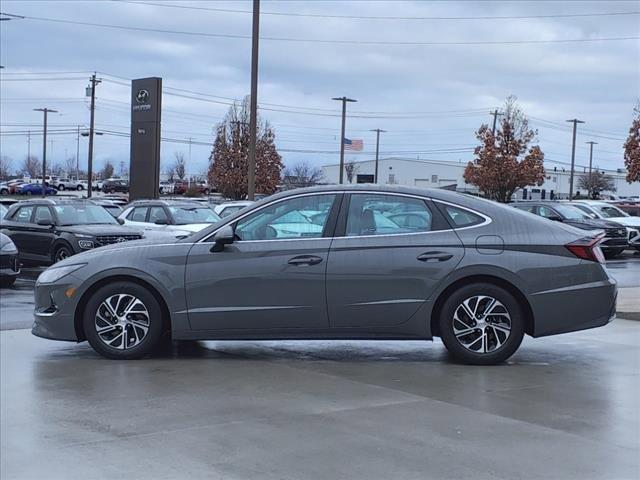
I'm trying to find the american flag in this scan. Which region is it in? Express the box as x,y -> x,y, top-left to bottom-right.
343,138 -> 363,151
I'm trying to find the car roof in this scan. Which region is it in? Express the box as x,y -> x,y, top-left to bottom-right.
127,199 -> 203,207
7,198 -> 94,207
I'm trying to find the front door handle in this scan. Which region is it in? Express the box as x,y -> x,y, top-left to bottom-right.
288,255 -> 323,266
417,251 -> 454,262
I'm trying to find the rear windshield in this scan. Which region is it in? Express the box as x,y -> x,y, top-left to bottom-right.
169,206 -> 221,225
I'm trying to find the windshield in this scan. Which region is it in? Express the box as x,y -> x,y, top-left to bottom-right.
169,206 -> 221,225
54,204 -> 118,225
0,204 -> 7,218
553,204 -> 591,220
593,204 -> 628,218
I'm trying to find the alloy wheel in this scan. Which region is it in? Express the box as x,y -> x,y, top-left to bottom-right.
95,294 -> 150,350
54,248 -> 70,262
452,295 -> 511,354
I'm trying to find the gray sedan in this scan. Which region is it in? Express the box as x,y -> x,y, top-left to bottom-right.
31,185 -> 617,364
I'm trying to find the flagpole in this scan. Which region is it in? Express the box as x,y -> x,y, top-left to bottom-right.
332,96 -> 357,184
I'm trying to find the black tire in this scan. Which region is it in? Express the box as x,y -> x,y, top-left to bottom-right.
58,184 -> 65,191
76,185 -> 83,191
26,191 -> 32,196
52,244 -> 73,263
0,276 -> 16,288
83,281 -> 164,360
203,189 -> 210,195
604,248 -> 625,259
438,283 -> 525,365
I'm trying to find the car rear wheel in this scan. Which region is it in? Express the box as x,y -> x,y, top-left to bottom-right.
52,245 -> 72,263
83,282 -> 164,359
438,283 -> 525,365
76,185 -> 84,191
58,184 -> 65,191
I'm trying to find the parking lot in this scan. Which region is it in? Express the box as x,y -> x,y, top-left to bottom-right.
1,253 -> 639,479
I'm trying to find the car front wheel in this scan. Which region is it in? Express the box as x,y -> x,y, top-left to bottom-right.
76,185 -> 84,191
438,283 -> 525,365
52,245 -> 72,263
58,184 -> 65,191
83,282 -> 164,359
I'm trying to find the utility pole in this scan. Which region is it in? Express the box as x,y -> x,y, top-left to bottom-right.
566,118 -> 585,199
76,125 -> 80,180
33,108 -> 58,197
490,109 -> 503,136
187,137 -> 193,165
586,140 -> 598,195
86,73 -> 101,198
332,96 -> 357,184
247,0 -> 260,201
370,128 -> 386,183
27,130 -> 31,159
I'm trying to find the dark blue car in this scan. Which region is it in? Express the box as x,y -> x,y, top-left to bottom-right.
19,184 -> 57,196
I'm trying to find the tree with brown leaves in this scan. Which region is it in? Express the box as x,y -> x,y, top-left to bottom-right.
208,98 -> 283,200
173,152 -> 186,180
21,155 -> 41,178
578,171 -> 616,199
464,96 -> 545,203
624,105 -> 640,183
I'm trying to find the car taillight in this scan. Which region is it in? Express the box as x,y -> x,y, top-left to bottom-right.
565,234 -> 606,264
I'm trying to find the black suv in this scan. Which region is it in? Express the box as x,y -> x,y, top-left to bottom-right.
102,179 -> 129,194
0,199 -> 143,265
511,201 -> 628,257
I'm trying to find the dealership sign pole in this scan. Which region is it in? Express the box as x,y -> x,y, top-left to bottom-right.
130,78 -> 162,201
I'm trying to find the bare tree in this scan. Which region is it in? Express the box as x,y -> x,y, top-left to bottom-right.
283,161 -> 324,188
578,171 -> 616,199
63,156 -> 77,177
21,155 -> 41,178
101,161 -> 114,180
344,160 -> 359,183
173,152 -> 186,180
0,155 -> 13,179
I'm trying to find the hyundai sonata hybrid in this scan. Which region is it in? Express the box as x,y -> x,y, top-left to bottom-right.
31,185 -> 617,364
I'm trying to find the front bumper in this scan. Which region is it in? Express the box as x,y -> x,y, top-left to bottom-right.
31,278 -> 81,342
0,252 -> 20,278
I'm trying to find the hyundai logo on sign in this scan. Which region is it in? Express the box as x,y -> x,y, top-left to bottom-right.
136,89 -> 149,104
133,89 -> 151,112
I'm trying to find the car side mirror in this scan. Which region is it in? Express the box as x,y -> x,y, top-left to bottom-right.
547,215 -> 563,222
117,218 -> 125,225
154,218 -> 169,225
36,218 -> 53,227
210,225 -> 234,252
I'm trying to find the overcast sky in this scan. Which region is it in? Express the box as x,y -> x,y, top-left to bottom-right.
1,0 -> 638,177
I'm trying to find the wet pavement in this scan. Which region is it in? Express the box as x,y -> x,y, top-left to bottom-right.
1,255 -> 639,479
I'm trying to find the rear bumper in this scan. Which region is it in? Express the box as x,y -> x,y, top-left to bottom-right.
529,278 -> 617,337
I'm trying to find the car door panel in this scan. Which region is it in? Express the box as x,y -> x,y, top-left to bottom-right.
326,193 -> 464,328
185,239 -> 331,330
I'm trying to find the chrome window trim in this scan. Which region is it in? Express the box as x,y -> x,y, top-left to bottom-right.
200,190 -> 492,243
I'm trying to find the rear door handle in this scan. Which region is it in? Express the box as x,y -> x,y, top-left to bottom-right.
417,251 -> 454,262
288,255 -> 323,266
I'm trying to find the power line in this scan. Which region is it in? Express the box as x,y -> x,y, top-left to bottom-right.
114,1 -> 640,21
3,13 -> 638,46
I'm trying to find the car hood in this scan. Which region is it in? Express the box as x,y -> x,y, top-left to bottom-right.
565,218 -> 625,230
601,216 -> 640,227
171,223 -> 212,233
57,224 -> 143,236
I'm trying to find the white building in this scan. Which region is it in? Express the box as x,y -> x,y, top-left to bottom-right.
321,157 -> 640,199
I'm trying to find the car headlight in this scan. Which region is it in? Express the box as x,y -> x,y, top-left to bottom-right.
0,242 -> 18,254
37,264 -> 86,284
78,240 -> 94,249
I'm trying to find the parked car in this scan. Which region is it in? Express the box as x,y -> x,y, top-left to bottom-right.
2,199 -> 143,265
99,194 -> 129,206
614,202 -> 640,217
54,178 -> 84,191
159,181 -> 175,195
8,180 -> 26,194
34,175 -> 59,187
19,183 -> 58,196
32,185 -> 616,363
213,200 -> 254,218
0,232 -> 20,287
102,179 -> 129,194
118,200 -> 221,240
0,203 -> 8,219
0,182 -> 10,195
172,180 -> 211,196
569,200 -> 640,251
511,202 -> 628,258
88,199 -> 123,218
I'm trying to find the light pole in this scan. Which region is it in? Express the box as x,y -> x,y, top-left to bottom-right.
86,73 -> 101,197
566,118 -> 585,199
586,141 -> 598,198
370,129 -> 386,183
332,96 -> 357,184
33,108 -> 58,197
247,0 -> 260,201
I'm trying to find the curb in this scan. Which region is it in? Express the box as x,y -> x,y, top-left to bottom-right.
618,312 -> 640,321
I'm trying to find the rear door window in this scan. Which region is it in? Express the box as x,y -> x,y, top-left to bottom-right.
12,206 -> 35,223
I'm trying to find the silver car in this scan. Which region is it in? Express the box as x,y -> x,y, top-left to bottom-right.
32,185 -> 617,364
